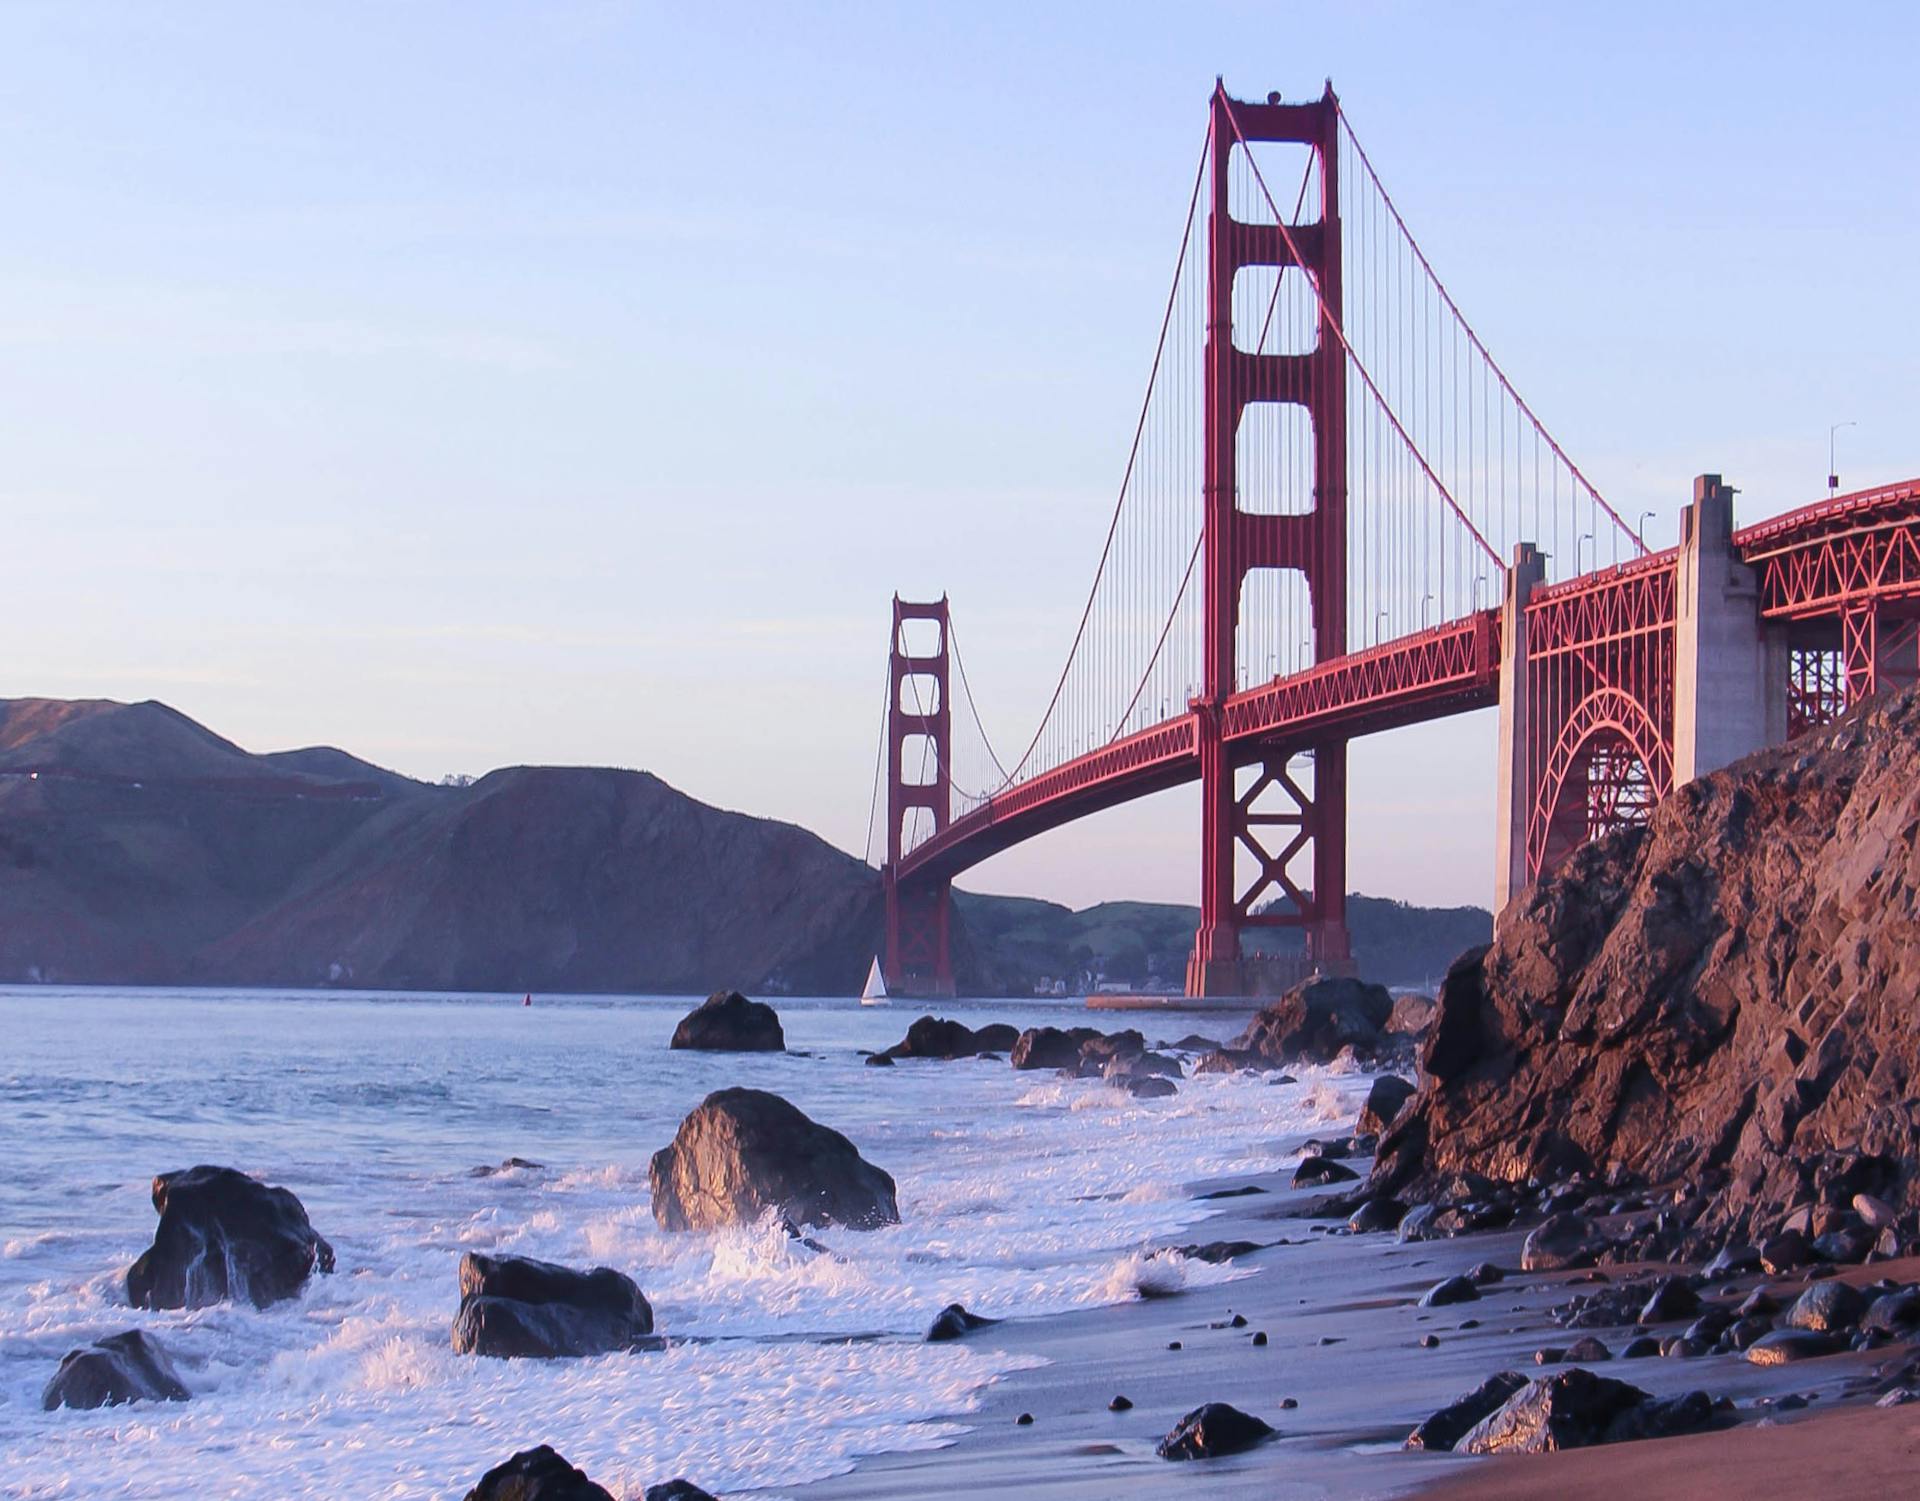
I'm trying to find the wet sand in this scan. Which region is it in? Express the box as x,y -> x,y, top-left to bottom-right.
769,1133 -> 1909,1501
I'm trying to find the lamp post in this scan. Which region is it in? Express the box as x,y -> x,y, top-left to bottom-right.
1577,531 -> 1594,573
1829,421 -> 1857,495
1637,510 -> 1656,550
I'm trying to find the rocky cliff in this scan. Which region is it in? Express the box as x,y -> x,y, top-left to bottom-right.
1373,686 -> 1920,1244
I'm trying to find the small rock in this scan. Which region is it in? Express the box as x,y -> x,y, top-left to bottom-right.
644,1483 -> 716,1501
1746,1329 -> 1847,1365
1468,1262 -> 1506,1285
463,1445 -> 613,1501
1251,1330 -> 1267,1347
1016,1412 -> 1033,1426
1358,1075 -> 1417,1136
1419,1334 -> 1439,1349
1405,1371 -> 1528,1451
926,1303 -> 997,1342
1702,1243 -> 1761,1278
1565,1335 -> 1612,1362
1854,1194 -> 1896,1229
1620,1336 -> 1661,1359
1522,1212 -> 1607,1272
1292,1155 -> 1359,1188
1782,1280 -> 1868,1334
1279,1396 -> 1299,1410
1167,1340 -> 1181,1350
1865,1286 -> 1920,1334
1760,1229 -> 1813,1274
41,1331 -> 189,1411
1348,1198 -> 1406,1234
1877,1388 -> 1918,1408
1420,1275 -> 1482,1308
1174,1240 -> 1261,1264
863,1052 -> 896,1067
1110,1394 -> 1133,1411
1639,1276 -> 1702,1324
1126,1075 -> 1178,1100
1156,1402 -> 1275,1460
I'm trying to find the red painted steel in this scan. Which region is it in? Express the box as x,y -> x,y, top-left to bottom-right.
883,596 -> 955,996
896,612 -> 1499,889
1188,82 -> 1350,996
1520,551 -> 1676,882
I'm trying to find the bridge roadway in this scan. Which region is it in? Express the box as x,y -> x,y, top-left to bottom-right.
897,477 -> 1920,890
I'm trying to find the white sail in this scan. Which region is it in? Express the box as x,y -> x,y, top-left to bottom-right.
860,956 -> 889,1004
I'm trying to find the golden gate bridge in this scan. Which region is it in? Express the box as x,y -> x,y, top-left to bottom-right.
866,80 -> 1918,998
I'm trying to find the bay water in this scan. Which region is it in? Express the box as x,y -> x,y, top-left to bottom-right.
0,989 -> 1368,1497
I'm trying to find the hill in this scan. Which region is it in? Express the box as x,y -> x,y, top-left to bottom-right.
0,697 -> 1488,994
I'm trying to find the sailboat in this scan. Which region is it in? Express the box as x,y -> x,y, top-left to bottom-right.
860,956 -> 889,1006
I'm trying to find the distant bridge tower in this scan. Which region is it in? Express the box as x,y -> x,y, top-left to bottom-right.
1186,81 -> 1352,996
882,595 -> 956,996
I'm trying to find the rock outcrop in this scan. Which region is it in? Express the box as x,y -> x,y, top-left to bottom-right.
450,1252 -> 655,1359
881,1016 -> 1018,1060
669,991 -> 785,1052
463,1445 -> 614,1501
126,1165 -> 334,1310
1456,1370 -> 1717,1455
1009,1026 -> 1102,1070
1372,689 -> 1920,1246
41,1330 -> 190,1411
650,1088 -> 899,1232
1234,976 -> 1394,1065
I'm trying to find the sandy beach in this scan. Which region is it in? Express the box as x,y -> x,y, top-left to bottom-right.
772,1122 -> 1915,1501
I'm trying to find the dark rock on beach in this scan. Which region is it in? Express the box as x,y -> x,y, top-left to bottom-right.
1457,1369 -> 1715,1455
1420,1274 -> 1482,1308
1521,1212 -> 1607,1272
1406,1370 -> 1528,1451
1233,975 -> 1393,1065
1293,1155 -> 1359,1188
1155,1402 -> 1275,1460
669,990 -> 785,1051
463,1445 -> 614,1501
1358,1074 -> 1416,1136
41,1330 -> 190,1411
1125,1075 -> 1178,1099
451,1252 -> 654,1359
1174,1240 -> 1261,1263
650,1088 -> 899,1232
926,1302 -> 998,1342
1782,1279 -> 1867,1333
126,1164 -> 334,1311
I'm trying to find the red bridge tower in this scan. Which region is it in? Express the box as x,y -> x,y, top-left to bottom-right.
1186,82 -> 1352,996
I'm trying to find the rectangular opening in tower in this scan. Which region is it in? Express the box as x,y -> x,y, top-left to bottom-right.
1226,141 -> 1321,226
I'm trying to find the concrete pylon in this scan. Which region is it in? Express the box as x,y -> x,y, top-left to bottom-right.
1493,542 -> 1548,919
1673,474 -> 1787,784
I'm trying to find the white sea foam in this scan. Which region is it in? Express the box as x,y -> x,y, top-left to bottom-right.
0,989 -> 1375,1497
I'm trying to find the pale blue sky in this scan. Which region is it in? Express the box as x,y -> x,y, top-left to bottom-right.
1,2 -> 1913,910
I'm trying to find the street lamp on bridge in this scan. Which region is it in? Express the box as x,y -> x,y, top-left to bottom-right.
1830,420 -> 1857,495
1637,510 -> 1657,550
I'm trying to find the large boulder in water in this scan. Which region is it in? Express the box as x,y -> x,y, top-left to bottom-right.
1368,689 -> 1920,1245
1233,976 -> 1393,1065
463,1445 -> 613,1501
669,990 -> 785,1052
126,1165 -> 334,1310
1010,1026 -> 1102,1070
42,1330 -> 190,1411
451,1252 -> 654,1359
650,1087 -> 899,1232
882,1016 -> 1014,1059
